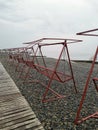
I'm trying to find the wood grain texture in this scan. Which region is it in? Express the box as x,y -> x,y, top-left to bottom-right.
0,62 -> 44,130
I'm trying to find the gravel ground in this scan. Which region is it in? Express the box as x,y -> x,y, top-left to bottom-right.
0,56 -> 98,130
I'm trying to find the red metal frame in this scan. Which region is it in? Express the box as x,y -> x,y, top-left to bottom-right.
21,38 -> 82,102
75,46 -> 98,124
8,47 -> 26,71
77,28 -> 98,36
75,29 -> 98,124
5,38 -> 82,103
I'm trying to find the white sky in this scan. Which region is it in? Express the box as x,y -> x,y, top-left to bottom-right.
0,0 -> 98,60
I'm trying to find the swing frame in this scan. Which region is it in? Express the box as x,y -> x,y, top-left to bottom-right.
21,38 -> 82,102
75,29 -> 98,124
8,47 -> 26,71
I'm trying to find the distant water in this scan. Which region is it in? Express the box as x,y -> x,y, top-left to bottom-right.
70,53 -> 97,61
45,54 -> 97,61
49,53 -> 98,61
70,55 -> 92,61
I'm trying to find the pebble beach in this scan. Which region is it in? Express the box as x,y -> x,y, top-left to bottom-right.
0,57 -> 98,130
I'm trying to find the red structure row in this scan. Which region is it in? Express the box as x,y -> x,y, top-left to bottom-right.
0,29 -> 97,125
5,38 -> 82,103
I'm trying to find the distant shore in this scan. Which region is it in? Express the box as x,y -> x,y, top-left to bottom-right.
72,60 -> 98,64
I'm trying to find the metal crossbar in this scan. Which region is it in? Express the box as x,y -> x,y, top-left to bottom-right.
77,28 -> 98,36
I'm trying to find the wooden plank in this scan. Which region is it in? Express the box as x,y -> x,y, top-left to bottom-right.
0,62 -> 44,130
0,119 -> 42,130
0,111 -> 36,125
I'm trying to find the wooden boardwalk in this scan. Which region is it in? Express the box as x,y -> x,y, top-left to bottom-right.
0,62 -> 44,130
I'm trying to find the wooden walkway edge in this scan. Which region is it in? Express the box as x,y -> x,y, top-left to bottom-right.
0,62 -> 44,130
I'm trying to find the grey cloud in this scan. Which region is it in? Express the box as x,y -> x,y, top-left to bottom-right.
0,0 -> 15,11
0,0 -> 30,22
0,0 -> 98,60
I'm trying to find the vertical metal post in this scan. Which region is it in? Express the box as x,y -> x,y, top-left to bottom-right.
75,46 -> 98,124
65,43 -> 77,93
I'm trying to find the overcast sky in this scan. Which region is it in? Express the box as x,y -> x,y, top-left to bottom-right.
0,0 -> 98,60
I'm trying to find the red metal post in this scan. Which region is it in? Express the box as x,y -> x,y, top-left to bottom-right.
75,28 -> 98,124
